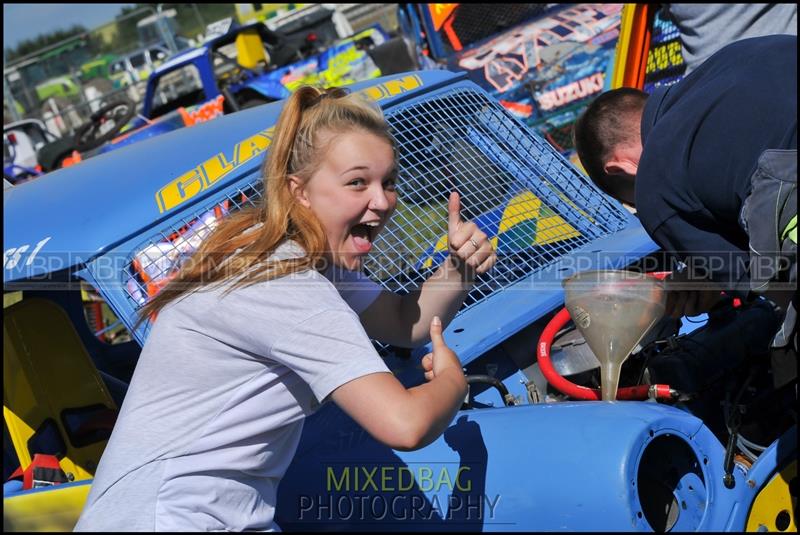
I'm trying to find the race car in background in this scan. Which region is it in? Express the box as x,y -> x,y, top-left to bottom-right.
32,19 -> 411,172
3,119 -> 59,184
398,4 -> 624,159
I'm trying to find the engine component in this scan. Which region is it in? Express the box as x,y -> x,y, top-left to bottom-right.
562,270 -> 666,400
537,307 -> 675,401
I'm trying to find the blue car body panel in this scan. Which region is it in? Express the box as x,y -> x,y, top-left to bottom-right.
275,400 -> 761,530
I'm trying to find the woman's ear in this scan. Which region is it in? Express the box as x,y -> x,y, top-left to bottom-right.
288,175 -> 311,208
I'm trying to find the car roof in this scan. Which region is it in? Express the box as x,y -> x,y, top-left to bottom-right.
3,70 -> 462,283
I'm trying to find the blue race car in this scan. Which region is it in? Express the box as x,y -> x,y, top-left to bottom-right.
3,70 -> 795,532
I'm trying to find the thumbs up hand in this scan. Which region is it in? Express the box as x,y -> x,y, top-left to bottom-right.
421,316 -> 462,382
447,191 -> 496,275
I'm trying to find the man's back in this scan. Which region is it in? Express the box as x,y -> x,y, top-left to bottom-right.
635,35 -> 797,281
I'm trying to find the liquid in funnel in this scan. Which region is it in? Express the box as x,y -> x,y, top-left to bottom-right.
562,270 -> 666,400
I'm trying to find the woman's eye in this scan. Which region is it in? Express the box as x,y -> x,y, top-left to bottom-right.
383,179 -> 397,191
347,178 -> 366,187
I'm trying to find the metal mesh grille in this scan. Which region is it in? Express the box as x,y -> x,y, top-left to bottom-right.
365,87 -> 626,309
121,86 -> 628,339
123,182 -> 264,316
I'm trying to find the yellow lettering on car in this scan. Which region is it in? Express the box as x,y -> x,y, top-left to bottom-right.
235,131 -> 273,171
360,74 -> 423,102
157,167 -> 204,215
156,127 -> 274,213
155,72 -> 426,213
201,153 -> 235,188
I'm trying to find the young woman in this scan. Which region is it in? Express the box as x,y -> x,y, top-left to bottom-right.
75,86 -> 496,531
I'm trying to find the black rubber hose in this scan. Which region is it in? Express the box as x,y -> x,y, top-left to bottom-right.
465,375 -> 512,405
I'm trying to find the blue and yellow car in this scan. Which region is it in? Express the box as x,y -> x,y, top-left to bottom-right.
3,70 -> 795,531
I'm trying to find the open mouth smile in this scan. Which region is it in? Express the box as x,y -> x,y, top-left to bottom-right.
349,220 -> 381,254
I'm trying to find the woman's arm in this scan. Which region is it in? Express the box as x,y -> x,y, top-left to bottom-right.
331,317 -> 467,450
360,192 -> 496,347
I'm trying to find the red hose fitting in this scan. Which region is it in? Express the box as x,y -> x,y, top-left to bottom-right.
537,307 -> 674,401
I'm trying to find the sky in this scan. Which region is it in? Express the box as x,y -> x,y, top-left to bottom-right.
3,3 -> 135,53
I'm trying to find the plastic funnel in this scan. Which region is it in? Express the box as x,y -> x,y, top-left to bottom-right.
562,270 -> 666,400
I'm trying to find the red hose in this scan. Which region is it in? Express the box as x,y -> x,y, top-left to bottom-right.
537,307 -> 674,401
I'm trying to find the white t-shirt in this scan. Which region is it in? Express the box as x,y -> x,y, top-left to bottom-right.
74,242 -> 389,531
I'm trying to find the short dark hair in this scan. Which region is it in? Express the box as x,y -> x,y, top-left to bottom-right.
573,88 -> 648,191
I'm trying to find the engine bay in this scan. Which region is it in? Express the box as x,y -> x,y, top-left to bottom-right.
466,295 -> 794,440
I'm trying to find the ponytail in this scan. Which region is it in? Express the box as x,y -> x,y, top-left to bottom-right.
136,85 -> 394,327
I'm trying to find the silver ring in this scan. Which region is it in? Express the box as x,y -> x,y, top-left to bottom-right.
469,238 -> 479,249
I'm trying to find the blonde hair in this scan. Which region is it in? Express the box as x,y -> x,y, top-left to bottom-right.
136,86 -> 395,326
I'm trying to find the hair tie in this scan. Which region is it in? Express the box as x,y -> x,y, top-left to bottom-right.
307,87 -> 350,108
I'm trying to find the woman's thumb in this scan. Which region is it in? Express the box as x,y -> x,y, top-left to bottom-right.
430,316 -> 444,348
